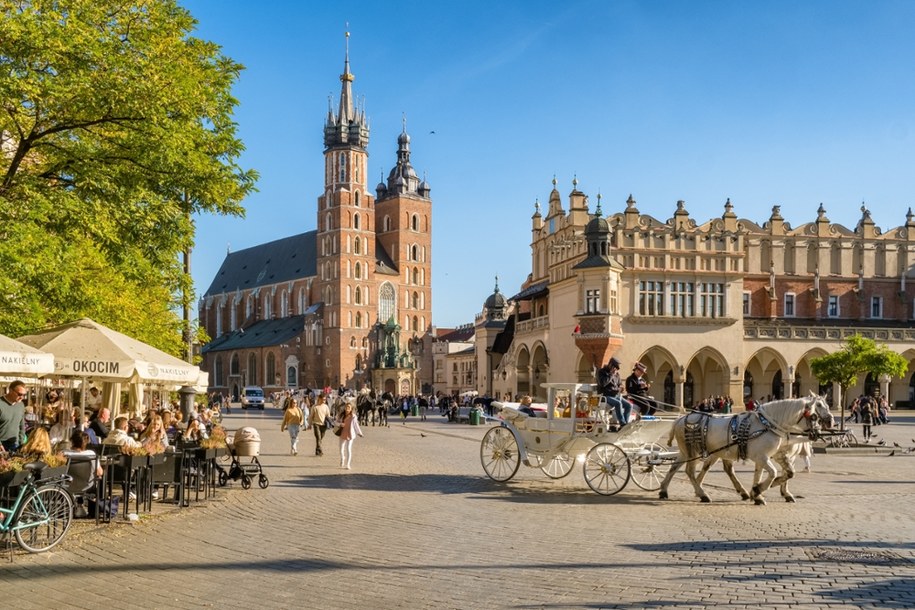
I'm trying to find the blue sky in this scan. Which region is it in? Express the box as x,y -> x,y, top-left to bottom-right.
184,0 -> 915,328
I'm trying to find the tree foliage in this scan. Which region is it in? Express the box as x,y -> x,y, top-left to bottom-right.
811,335 -> 908,423
0,0 -> 257,353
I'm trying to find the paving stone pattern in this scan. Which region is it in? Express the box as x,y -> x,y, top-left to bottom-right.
1,408 -> 913,609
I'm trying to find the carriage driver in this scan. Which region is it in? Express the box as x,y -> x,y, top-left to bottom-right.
597,358 -> 634,427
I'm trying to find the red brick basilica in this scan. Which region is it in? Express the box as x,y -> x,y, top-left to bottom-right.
199,38 -> 433,399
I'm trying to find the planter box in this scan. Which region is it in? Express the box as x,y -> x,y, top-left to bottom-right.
0,469 -> 31,489
38,465 -> 69,480
147,453 -> 167,467
195,448 -> 218,460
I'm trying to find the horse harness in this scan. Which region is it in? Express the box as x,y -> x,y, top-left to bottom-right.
683,411 -> 777,462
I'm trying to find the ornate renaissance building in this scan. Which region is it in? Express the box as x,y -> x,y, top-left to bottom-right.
198,45 -> 433,399
478,179 -> 915,409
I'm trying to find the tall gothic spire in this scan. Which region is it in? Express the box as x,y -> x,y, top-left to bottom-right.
338,30 -> 355,123
323,30 -> 369,150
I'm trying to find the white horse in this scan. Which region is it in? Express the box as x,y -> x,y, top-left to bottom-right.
659,395 -> 834,505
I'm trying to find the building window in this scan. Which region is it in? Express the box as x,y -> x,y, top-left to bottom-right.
230,354 -> 240,376
248,353 -> 257,386
383,215 -> 391,231
585,289 -> 600,313
280,290 -> 288,317
338,152 -> 346,182
412,291 -> 419,309
230,304 -> 237,331
784,293 -> 796,317
669,282 -> 694,317
355,312 -> 362,328
411,214 -> 419,231
216,305 -> 223,336
298,288 -> 306,314
871,296 -> 883,319
354,237 -> 361,255
266,353 -> 276,385
263,295 -> 272,319
379,282 -> 396,323
246,295 -> 254,319
638,280 -> 665,316
699,283 -> 725,318
355,287 -> 362,305
355,262 -> 362,279
742,291 -> 751,317
214,355 -> 223,387
354,191 -> 360,206
828,295 -> 839,318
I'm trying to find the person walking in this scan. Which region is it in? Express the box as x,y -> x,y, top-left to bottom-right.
281,396 -> 305,456
338,400 -> 363,470
859,395 -> 875,441
308,394 -> 331,456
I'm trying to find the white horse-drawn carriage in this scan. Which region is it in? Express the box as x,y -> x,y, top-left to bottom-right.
482,383 -> 836,505
481,383 -> 677,495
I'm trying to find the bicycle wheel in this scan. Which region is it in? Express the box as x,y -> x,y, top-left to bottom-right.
14,486 -> 74,553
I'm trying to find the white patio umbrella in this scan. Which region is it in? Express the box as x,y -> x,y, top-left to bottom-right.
17,318 -> 199,385
0,332 -> 55,376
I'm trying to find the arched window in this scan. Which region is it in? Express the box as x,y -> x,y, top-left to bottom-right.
214,355 -> 223,387
266,353 -> 276,385
354,237 -> 361,255
216,305 -> 223,336
355,312 -> 362,328
263,294 -> 271,319
229,304 -> 237,331
280,289 -> 288,317
412,267 -> 418,284
325,213 -> 333,232
354,214 -> 360,230
383,215 -> 391,231
411,245 -> 418,261
354,191 -> 360,206
355,262 -> 362,279
298,288 -> 306,314
338,152 -> 346,182
412,316 -> 418,332
412,291 -> 419,309
245,295 -> 254,319
379,282 -> 396,322
230,354 -> 240,376
355,286 -> 362,305
247,353 -> 257,386
350,337 -> 357,348
411,214 -> 419,231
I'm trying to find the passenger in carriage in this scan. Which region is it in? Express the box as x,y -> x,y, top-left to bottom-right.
597,357 -> 633,428
518,395 -> 536,417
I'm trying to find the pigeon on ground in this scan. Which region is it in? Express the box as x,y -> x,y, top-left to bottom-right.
420,433 -> 426,437
888,450 -> 895,457
894,442 -> 901,448
877,439 -> 887,446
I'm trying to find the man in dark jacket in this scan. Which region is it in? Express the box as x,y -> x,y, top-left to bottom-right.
625,362 -> 657,416
597,358 -> 633,427
89,407 -> 111,440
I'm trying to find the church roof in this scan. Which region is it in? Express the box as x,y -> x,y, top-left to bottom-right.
375,239 -> 400,276
202,314 -> 311,353
510,281 -> 549,302
203,232 -> 317,298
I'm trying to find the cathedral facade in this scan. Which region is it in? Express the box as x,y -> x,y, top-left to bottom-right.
198,47 -> 433,399
479,179 -> 915,410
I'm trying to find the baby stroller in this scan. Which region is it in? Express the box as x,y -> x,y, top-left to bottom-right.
215,426 -> 269,490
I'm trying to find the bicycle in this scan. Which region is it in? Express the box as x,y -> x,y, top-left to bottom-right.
824,429 -> 859,448
0,464 -> 73,555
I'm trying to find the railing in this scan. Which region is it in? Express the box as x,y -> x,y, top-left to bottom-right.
744,321 -> 915,342
516,317 -> 550,334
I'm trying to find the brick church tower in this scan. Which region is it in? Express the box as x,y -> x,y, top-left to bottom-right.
316,34 -> 375,388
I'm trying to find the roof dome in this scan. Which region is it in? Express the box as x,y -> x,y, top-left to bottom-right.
484,276 -> 507,312
585,214 -> 610,236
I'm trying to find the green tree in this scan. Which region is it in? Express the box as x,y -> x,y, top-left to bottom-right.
810,335 -> 908,429
0,0 -> 256,353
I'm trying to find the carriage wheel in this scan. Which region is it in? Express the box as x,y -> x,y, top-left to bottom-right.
218,471 -> 228,487
258,474 -> 269,489
583,443 -> 630,496
630,443 -> 671,491
539,453 -> 575,479
480,426 -> 521,482
241,475 -> 252,490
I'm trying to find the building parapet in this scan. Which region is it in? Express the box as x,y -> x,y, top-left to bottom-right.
744,321 -> 915,342
516,317 -> 550,334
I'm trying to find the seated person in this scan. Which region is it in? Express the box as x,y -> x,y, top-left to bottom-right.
18,427 -> 53,460
182,417 -> 208,443
140,414 -> 169,453
518,395 -> 536,417
23,405 -> 39,434
48,411 -> 73,449
63,430 -> 102,478
101,416 -> 141,450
